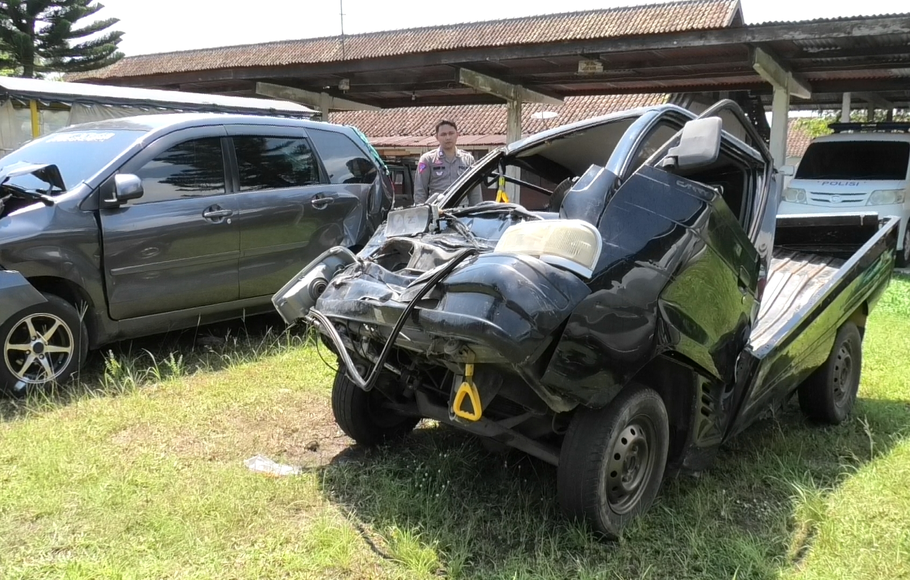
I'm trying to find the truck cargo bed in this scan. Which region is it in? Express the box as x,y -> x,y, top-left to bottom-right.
750,250 -> 845,351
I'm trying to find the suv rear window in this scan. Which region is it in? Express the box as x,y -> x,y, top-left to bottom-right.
308,128 -> 378,185
796,141 -> 910,181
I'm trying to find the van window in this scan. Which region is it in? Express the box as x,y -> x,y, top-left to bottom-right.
795,141 -> 910,181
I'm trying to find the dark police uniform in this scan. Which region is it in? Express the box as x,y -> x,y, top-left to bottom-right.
414,147 -> 483,205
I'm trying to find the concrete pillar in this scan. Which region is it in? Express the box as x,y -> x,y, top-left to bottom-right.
867,105 -> 876,123
506,99 -> 522,204
319,92 -> 332,122
887,109 -> 895,122
770,86 -> 789,168
841,93 -> 851,123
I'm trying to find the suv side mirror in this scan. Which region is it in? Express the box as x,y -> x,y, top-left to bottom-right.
114,174 -> 144,202
661,117 -> 722,171
779,164 -> 795,177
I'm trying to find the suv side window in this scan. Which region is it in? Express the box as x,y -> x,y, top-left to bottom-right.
308,129 -> 377,184
232,136 -> 322,191
134,137 -> 225,204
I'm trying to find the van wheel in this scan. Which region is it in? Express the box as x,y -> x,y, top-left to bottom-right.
0,294 -> 88,397
798,322 -> 862,424
557,384 -> 669,540
331,370 -> 419,446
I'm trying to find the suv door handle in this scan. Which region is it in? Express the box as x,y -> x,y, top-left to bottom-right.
311,195 -> 335,209
202,207 -> 233,220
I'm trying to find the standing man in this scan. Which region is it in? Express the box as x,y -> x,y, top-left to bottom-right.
414,120 -> 483,206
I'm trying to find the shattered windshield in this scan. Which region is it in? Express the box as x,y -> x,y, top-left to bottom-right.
0,129 -> 145,193
442,116 -> 637,210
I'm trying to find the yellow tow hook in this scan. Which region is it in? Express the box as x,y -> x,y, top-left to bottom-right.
453,363 -> 483,422
495,174 -> 510,203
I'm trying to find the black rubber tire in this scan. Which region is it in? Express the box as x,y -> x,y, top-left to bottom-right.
0,293 -> 88,397
798,322 -> 862,424
557,384 -> 670,540
331,370 -> 419,446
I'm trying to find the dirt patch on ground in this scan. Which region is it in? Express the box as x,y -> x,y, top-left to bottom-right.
109,390 -> 356,470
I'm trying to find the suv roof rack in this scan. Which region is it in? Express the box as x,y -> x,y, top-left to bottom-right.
828,122 -> 910,134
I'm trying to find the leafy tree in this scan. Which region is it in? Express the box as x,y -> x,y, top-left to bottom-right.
0,1 -> 123,78
795,109 -> 910,139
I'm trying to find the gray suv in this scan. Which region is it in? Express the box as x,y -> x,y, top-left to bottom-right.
0,113 -> 393,395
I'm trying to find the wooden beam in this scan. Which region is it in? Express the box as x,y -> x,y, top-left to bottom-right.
598,48 -> 751,69
752,47 -> 812,99
255,82 -> 379,111
855,91 -> 894,110
457,68 -> 563,105
496,63 -> 757,85
786,44 -> 910,63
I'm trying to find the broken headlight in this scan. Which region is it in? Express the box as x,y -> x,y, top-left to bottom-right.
494,219 -> 602,279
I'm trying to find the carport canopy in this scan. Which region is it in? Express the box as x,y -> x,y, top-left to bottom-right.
68,0 -> 910,194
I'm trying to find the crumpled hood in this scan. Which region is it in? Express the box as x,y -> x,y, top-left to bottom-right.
312,207 -> 592,369
0,162 -> 66,191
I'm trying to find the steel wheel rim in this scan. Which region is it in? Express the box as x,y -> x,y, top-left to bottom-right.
3,312 -> 75,385
832,342 -> 854,407
605,415 -> 658,514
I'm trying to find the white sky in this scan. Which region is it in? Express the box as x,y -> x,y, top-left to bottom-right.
96,0 -> 909,56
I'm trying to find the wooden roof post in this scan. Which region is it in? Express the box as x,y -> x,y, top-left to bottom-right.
506,99 -> 523,203
752,47 -> 812,168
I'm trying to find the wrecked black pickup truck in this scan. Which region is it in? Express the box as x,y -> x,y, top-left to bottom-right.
273,100 -> 898,538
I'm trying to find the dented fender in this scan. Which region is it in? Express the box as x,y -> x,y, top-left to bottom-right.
0,270 -> 46,323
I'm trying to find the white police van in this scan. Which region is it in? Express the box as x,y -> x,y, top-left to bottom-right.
778,122 -> 910,266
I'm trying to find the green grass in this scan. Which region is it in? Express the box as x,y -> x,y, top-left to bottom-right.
1,280 -> 910,579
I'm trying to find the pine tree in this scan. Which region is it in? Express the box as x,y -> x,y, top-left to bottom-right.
0,1 -> 123,78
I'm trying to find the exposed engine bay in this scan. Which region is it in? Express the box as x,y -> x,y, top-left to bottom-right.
0,162 -> 63,218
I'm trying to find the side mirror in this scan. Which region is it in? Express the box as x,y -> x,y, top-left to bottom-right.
661,117 -> 722,171
114,174 -> 144,202
779,164 -> 795,177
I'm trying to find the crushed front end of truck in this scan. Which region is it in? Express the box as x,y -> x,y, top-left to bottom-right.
273,102 -> 782,538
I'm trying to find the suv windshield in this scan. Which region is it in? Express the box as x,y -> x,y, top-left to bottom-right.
795,141 -> 910,181
0,129 -> 146,192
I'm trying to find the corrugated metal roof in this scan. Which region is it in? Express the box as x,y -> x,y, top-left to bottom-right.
0,76 -> 315,115
69,0 -> 740,81
753,12 -> 910,26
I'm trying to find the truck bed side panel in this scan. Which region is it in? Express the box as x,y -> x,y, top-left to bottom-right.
730,215 -> 898,435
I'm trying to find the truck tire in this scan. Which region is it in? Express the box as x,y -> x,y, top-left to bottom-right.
1,293 -> 88,397
331,370 -> 419,446
798,322 -> 862,424
557,384 -> 670,540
